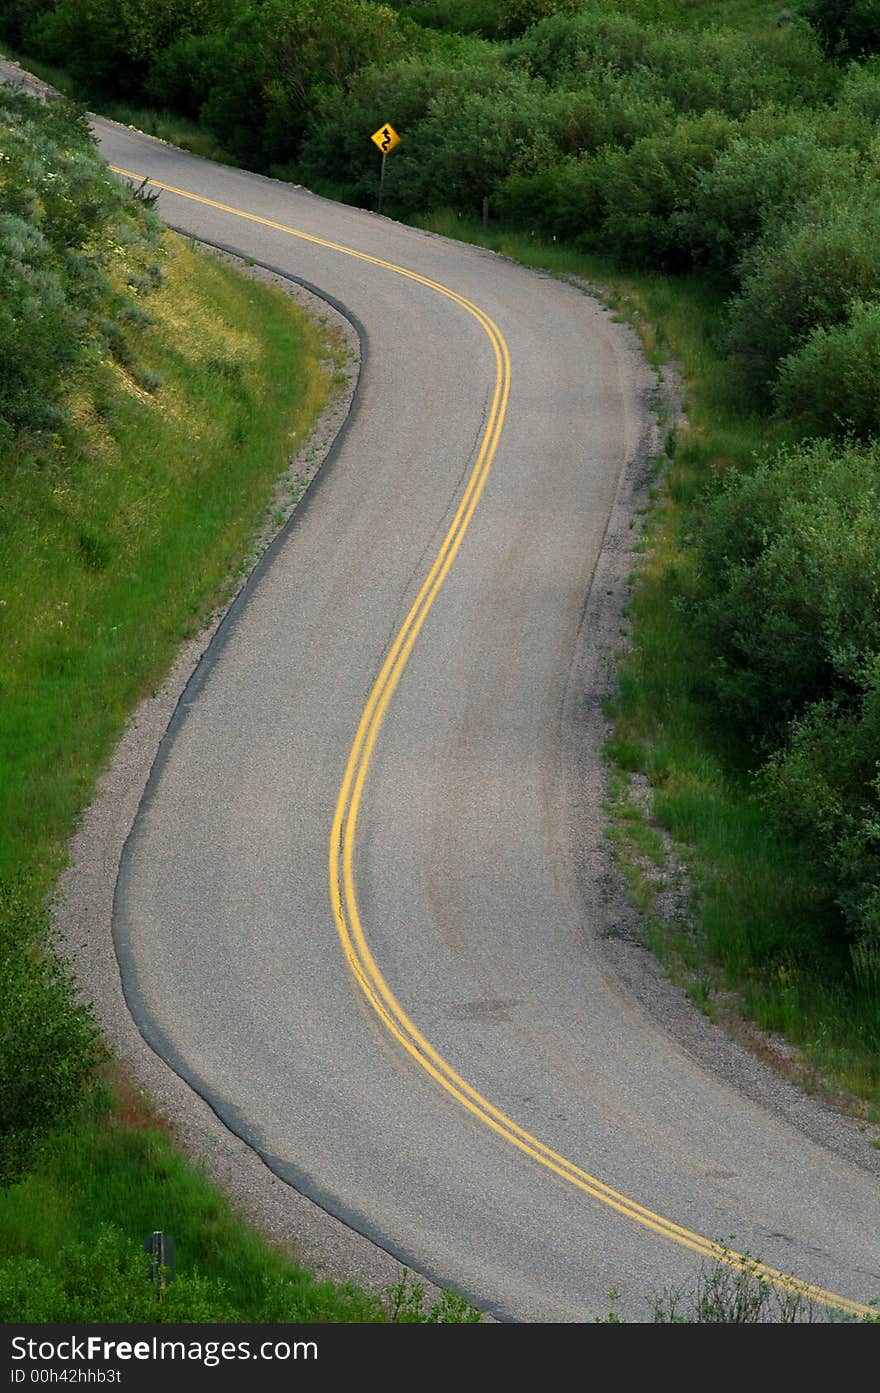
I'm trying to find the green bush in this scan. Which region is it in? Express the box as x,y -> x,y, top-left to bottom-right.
725,194 -> 880,399
774,298 -> 880,437
399,0 -> 582,41
593,111 -> 735,269
145,31 -> 228,120
0,87 -> 161,449
673,132 -> 860,272
0,879 -> 106,1188
301,50 -> 558,212
0,93 -> 111,444
695,438 -> 880,743
498,62 -> 676,158
638,22 -> 829,116
835,54 -> 880,120
30,0 -> 237,98
761,673 -> 880,950
508,6 -> 829,114
505,5 -> 650,83
0,89 -> 114,251
391,71 -> 571,212
493,155 -> 606,241
192,7 -> 269,165
0,0 -> 54,48
258,0 -> 408,109
800,0 -> 880,61
577,69 -> 676,150
196,0 -> 411,168
0,216 -> 75,448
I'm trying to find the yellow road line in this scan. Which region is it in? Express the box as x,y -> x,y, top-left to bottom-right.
112,164 -> 874,1320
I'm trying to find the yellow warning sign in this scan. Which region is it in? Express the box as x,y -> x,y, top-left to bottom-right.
371,123 -> 400,155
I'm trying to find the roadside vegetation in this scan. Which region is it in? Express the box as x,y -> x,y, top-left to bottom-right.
0,83 -> 484,1322
3,0 -> 880,1321
11,0 -> 872,1106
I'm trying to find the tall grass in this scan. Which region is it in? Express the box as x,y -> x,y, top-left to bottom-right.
0,1083 -> 383,1322
1,236 -> 331,895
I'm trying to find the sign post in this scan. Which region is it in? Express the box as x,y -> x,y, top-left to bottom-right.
143,1230 -> 175,1301
370,122 -> 401,213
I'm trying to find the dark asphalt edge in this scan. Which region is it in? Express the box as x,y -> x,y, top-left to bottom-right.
109,232 -> 508,1323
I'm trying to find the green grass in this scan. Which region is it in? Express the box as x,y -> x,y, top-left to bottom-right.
1,234 -> 336,895
406,211 -> 880,1118
0,1081 -> 383,1321
100,102 -> 238,165
0,1074 -> 481,1321
670,0 -> 792,30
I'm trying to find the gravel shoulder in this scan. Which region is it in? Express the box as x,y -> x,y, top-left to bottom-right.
54,249 -> 454,1307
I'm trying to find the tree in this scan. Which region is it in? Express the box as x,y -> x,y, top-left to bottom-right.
800,0 -> 880,60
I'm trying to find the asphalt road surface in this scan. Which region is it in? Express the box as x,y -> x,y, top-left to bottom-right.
9,67 -> 877,1320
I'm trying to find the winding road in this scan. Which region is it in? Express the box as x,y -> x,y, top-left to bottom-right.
9,63 -> 878,1319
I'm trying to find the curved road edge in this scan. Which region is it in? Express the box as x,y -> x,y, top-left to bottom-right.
8,56 -> 877,1317
53,239 -> 454,1309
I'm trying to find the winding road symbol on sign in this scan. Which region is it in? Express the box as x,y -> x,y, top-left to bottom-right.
371,123 -> 400,154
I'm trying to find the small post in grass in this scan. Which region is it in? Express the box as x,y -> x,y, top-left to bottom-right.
144,1230 -> 175,1301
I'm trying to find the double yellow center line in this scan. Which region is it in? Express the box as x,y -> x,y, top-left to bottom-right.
112,165 -> 872,1320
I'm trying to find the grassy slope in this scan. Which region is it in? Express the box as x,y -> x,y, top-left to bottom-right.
1,234 -> 333,896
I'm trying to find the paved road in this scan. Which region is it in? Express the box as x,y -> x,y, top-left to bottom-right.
11,66 -> 877,1319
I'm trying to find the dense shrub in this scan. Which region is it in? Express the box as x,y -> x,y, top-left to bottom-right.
259,0 -> 407,109
506,5 -> 650,82
145,31 -> 229,121
195,0 -> 412,167
301,52 -> 467,193
0,880 -> 105,1187
481,62 -> 678,160
592,111 -> 735,269
400,0 -> 583,41
574,68 -> 676,150
724,194 -> 880,399
0,0 -> 55,48
0,216 -> 75,448
774,299 -> 880,437
29,0 -> 239,98
0,89 -> 155,446
800,0 -> 880,61
395,0 -> 582,40
638,22 -> 829,115
508,6 -> 829,113
761,673 -> 880,950
190,7 -> 269,165
390,72 -> 573,211
835,53 -> 880,119
673,132 -> 860,272
695,438 -> 880,743
300,49 -> 554,210
493,154 -> 606,241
